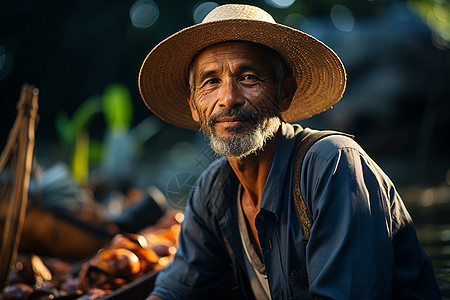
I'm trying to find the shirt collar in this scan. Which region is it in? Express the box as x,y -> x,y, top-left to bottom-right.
260,122 -> 302,218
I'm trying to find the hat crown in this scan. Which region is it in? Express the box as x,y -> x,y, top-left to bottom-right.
139,4 -> 346,130
202,4 -> 276,24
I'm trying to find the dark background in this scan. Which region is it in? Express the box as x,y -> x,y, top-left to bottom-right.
1,0 -> 449,186
1,0 -> 450,295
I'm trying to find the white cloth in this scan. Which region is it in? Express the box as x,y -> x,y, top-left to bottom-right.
237,184 -> 272,300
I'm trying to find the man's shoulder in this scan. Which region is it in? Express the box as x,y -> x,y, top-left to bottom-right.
190,157 -> 237,215
305,131 -> 362,161
193,157 -> 232,196
200,157 -> 229,181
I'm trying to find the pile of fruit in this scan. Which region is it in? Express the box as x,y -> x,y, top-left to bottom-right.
1,211 -> 183,300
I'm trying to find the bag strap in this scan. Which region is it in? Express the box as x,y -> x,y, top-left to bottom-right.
292,129 -> 353,243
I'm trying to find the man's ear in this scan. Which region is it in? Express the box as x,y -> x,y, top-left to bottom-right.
278,74 -> 297,112
187,90 -> 200,123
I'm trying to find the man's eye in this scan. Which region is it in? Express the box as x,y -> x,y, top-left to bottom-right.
241,74 -> 258,81
205,78 -> 220,85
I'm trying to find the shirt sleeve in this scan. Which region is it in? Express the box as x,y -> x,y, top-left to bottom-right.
150,169 -> 238,300
301,135 -> 440,299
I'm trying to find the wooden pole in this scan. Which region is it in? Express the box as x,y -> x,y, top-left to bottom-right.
0,84 -> 39,289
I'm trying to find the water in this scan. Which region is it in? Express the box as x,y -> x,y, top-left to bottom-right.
400,184 -> 450,298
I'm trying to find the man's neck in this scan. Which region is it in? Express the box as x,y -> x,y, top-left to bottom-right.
227,129 -> 279,207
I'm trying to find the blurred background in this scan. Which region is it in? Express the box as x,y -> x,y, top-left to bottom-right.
1,0 -> 449,296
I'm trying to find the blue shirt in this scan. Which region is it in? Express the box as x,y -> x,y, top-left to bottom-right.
151,123 -> 440,299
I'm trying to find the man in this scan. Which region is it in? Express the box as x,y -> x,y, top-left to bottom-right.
139,4 -> 440,299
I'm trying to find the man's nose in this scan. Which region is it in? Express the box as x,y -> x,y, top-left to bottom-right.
218,79 -> 245,109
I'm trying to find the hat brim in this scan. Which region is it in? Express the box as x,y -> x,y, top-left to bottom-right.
139,19 -> 346,130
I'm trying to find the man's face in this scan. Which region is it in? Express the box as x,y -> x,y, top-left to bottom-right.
188,41 -> 283,158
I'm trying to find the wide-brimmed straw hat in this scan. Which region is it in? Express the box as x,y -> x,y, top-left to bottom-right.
139,4 -> 346,130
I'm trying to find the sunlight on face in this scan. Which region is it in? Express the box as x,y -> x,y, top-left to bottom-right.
190,42 -> 282,159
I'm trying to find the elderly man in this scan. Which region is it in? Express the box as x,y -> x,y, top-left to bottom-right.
139,4 -> 440,299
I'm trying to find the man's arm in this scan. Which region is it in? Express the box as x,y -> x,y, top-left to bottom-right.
301,136 -> 439,298
147,162 -> 240,299
304,143 -> 393,298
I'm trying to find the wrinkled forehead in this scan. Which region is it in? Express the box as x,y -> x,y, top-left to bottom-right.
189,41 -> 284,76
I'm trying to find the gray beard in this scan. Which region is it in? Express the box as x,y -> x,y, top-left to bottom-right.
209,117 -> 280,159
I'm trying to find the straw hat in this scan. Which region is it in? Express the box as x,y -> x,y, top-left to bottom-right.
138,4 -> 346,130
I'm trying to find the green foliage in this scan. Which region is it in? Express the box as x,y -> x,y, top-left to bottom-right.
54,95 -> 102,185
71,131 -> 90,185
408,0 -> 450,48
55,112 -> 73,147
54,83 -> 139,185
55,95 -> 102,148
89,140 -> 104,166
102,83 -> 133,131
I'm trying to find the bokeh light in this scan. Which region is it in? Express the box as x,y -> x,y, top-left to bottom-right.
265,0 -> 296,9
0,46 -> 13,80
408,0 -> 450,49
284,13 -> 309,29
129,0 -> 160,29
193,2 -> 218,24
330,4 -> 355,32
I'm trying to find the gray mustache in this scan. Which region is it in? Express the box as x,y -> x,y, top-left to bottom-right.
207,108 -> 261,129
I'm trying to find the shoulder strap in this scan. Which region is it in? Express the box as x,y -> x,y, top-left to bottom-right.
292,129 -> 353,243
